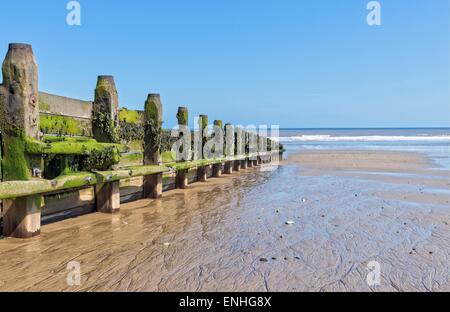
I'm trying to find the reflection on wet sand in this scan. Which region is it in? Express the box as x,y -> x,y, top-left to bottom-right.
0,150 -> 449,292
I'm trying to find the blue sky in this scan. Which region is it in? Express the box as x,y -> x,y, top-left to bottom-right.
0,0 -> 449,128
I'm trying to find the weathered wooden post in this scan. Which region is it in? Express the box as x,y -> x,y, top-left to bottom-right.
257,134 -> 263,165
240,130 -> 248,169
143,94 -> 163,198
234,126 -> 242,171
0,43 -> 42,238
212,119 -> 223,177
197,114 -> 209,182
92,75 -> 121,213
250,133 -> 258,167
223,123 -> 234,174
246,132 -> 254,168
175,107 -> 189,189
267,138 -> 272,163
93,76 -> 120,143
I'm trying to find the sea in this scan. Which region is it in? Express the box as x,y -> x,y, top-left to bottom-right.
277,128 -> 450,170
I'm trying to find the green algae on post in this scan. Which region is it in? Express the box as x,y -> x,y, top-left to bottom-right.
92,76 -> 120,143
39,115 -> 86,136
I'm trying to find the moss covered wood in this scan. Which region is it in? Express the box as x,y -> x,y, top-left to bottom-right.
174,107 -> 191,162
144,94 -> 163,165
92,76 -> 120,143
0,44 -> 40,182
177,107 -> 188,126
0,43 -> 43,238
40,114 -> 90,136
198,115 -> 208,159
0,165 -> 169,200
143,94 -> 164,199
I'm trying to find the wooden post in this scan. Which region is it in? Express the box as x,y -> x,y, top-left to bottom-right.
197,165 -> 208,182
95,181 -> 120,213
223,123 -> 234,174
176,169 -> 188,189
93,76 -> 120,143
197,115 -> 208,182
234,126 -> 244,171
91,75 -> 122,212
143,94 -> 163,198
175,107 -> 190,188
212,163 -> 223,177
224,161 -> 233,174
257,135 -> 262,165
233,160 -> 241,172
0,43 -> 42,238
211,119 -> 223,177
2,196 -> 42,238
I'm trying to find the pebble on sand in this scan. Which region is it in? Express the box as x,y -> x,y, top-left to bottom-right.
260,258 -> 268,262
285,221 -> 295,225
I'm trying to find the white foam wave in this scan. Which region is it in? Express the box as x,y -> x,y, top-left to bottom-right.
274,135 -> 450,143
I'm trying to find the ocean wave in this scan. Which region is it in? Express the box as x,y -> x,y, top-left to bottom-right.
275,135 -> 450,142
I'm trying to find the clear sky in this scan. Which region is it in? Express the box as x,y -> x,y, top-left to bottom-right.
0,0 -> 449,128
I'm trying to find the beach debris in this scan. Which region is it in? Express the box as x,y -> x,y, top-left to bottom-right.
301,198 -> 307,203
163,242 -> 171,247
272,257 -> 277,260
285,220 -> 295,225
259,258 -> 268,262
294,256 -> 300,260
321,215 -> 326,218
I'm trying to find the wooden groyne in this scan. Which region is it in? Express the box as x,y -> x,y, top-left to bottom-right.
0,43 -> 283,239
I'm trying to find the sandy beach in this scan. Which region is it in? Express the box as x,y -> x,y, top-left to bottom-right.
0,149 -> 449,292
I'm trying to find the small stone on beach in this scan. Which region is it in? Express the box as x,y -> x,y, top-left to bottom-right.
286,221 -> 295,225
260,258 -> 268,262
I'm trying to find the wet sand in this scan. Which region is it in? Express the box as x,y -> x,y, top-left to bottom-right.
0,150 -> 449,292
